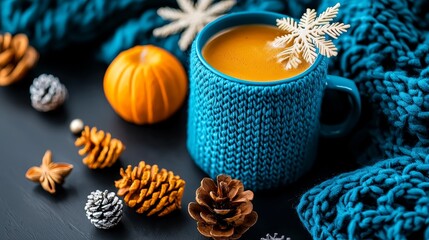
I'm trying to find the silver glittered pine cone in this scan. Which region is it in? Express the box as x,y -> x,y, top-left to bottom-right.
85,190 -> 123,229
30,74 -> 67,112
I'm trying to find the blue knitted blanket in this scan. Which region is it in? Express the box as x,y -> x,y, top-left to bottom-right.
2,0 -> 429,239
297,0 -> 429,239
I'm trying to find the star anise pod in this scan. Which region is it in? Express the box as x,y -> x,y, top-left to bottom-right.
25,150 -> 73,194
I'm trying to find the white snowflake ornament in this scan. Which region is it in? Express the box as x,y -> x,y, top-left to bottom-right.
153,0 -> 236,51
261,233 -> 290,240
272,3 -> 350,70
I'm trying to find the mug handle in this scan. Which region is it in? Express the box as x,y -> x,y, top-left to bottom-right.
320,75 -> 361,138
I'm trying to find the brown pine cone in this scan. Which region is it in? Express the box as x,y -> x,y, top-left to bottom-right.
188,175 -> 258,240
75,126 -> 125,169
115,161 -> 185,217
0,33 -> 38,86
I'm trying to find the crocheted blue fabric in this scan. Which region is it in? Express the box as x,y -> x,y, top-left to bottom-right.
2,0 -> 429,238
298,156 -> 429,240
297,0 -> 429,239
0,0 -> 294,63
188,41 -> 328,190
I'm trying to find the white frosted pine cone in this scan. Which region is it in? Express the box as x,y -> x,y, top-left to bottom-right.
85,190 -> 123,229
30,74 -> 67,112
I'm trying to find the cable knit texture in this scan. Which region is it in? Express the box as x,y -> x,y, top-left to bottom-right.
2,0 -> 429,238
188,42 -> 328,190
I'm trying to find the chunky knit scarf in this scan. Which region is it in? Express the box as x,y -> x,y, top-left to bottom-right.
2,0 -> 428,239
298,0 -> 429,239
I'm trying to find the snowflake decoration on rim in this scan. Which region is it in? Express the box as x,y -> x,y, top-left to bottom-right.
153,0 -> 236,51
272,3 -> 350,70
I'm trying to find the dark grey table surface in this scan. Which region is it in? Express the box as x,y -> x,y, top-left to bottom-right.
0,45 -> 359,240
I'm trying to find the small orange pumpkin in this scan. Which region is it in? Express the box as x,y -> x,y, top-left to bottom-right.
104,45 -> 188,124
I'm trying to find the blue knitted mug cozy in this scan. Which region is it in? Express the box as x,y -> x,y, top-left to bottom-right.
187,40 -> 328,190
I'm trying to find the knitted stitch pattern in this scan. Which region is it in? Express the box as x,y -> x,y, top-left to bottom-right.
3,0 -> 429,238
0,0 -> 291,64
187,42 -> 328,191
298,156 -> 429,240
297,0 -> 429,238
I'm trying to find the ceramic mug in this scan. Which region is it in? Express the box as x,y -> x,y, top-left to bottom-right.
187,11 -> 361,190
